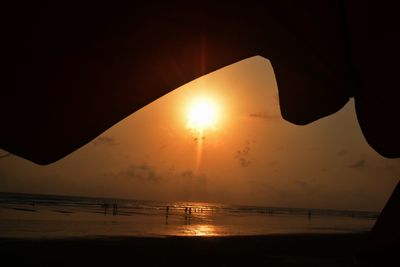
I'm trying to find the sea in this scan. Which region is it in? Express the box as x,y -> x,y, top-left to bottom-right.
0,192 -> 379,238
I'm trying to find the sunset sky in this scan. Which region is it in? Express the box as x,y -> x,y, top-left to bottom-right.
0,56 -> 399,211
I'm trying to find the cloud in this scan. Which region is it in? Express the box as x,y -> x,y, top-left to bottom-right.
181,170 -> 194,177
180,171 -> 207,184
235,141 -> 251,167
119,164 -> 158,182
268,161 -> 277,166
93,136 -> 119,146
248,111 -> 280,120
294,179 -> 309,188
348,160 -> 366,169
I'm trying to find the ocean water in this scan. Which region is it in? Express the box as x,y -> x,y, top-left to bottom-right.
0,192 -> 378,238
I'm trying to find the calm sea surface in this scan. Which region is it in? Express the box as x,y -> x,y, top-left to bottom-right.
0,192 -> 378,238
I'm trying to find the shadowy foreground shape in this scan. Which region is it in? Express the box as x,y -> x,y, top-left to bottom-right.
2,1 -> 399,163
0,234 -> 368,267
1,1 -> 399,266
356,181 -> 400,267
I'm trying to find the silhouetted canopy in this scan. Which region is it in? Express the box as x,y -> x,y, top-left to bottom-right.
2,1 -> 399,164
2,1 -> 400,261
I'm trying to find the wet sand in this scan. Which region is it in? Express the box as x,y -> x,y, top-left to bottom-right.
0,233 -> 380,266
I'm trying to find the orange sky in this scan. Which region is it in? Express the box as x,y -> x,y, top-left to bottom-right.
0,56 -> 399,211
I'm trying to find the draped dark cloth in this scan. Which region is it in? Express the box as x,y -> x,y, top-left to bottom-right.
1,1 -> 399,264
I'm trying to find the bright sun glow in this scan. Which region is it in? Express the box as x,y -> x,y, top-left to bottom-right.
187,98 -> 219,132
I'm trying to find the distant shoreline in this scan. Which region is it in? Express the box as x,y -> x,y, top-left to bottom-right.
0,191 -> 380,216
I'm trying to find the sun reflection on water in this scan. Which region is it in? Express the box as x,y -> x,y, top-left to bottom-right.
192,225 -> 218,236
165,202 -> 223,237
182,224 -> 220,237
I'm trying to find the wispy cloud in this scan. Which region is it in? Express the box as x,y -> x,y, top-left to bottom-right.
93,136 -> 119,146
180,171 -> 207,184
181,170 -> 194,177
268,161 -> 277,166
248,111 -> 280,120
348,160 -> 366,169
119,164 -> 158,182
294,179 -> 309,188
235,140 -> 251,167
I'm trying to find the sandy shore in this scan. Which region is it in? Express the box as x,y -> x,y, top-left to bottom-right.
0,233 -> 385,266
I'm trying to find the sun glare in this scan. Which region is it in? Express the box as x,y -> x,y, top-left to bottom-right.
187,98 -> 219,132
186,96 -> 220,173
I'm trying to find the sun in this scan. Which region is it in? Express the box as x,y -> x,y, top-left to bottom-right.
187,98 -> 219,132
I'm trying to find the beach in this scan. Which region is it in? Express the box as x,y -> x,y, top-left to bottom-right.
0,192 -> 377,238
0,233 -> 370,267
0,193 -> 382,266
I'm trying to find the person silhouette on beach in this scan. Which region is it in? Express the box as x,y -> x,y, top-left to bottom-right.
113,201 -> 118,216
165,206 -> 169,220
102,203 -> 109,215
